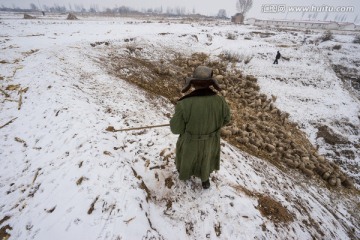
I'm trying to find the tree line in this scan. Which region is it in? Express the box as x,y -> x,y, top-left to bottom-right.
0,0 -> 253,18
0,3 -> 221,17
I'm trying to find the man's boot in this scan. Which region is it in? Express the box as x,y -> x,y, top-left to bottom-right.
202,179 -> 210,189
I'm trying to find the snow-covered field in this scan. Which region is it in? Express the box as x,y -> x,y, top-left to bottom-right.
1,13 -> 359,239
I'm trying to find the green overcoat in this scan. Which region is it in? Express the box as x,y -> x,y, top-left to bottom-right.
170,88 -> 231,181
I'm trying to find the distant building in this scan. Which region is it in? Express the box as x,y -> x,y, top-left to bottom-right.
23,14 -> 36,19
231,13 -> 244,24
338,23 -> 356,30
246,18 -> 359,31
324,22 -> 340,30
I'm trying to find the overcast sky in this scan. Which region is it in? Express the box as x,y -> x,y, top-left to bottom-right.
0,0 -> 359,23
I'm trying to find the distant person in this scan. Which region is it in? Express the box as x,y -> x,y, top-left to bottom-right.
273,50 -> 281,64
42,11 -> 45,16
170,66 -> 231,189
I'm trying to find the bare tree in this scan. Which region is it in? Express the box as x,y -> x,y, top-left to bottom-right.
174,7 -> 185,16
236,0 -> 252,15
154,6 -> 163,14
89,5 -> 97,13
166,7 -> 173,15
217,9 -> 227,18
30,3 -> 38,10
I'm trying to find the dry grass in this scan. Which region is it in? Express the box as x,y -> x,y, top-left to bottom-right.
87,196 -> 99,215
226,32 -> 237,40
76,176 -> 88,185
231,184 -> 294,223
320,30 -> 333,42
218,50 -> 242,63
0,224 -> 12,240
258,195 -> 294,223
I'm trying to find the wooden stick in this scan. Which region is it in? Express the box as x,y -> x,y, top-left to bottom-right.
106,124 -> 170,132
0,117 -> 18,129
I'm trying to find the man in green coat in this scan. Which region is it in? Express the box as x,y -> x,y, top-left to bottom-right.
170,66 -> 231,189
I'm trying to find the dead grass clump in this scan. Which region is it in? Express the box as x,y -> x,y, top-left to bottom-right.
45,206 -> 56,213
90,41 -> 110,47
250,31 -> 275,38
353,35 -> 360,44
214,223 -> 221,236
14,137 -> 27,147
244,55 -> 253,64
5,85 -> 20,91
219,50 -> 242,63
191,52 -> 208,62
28,184 -> 41,198
277,45 -> 291,48
0,216 -> 11,226
140,181 -> 151,202
103,151 -> 112,156
32,168 -> 41,184
131,167 -> 152,202
164,177 -> 174,189
124,44 -> 140,54
320,30 -> 333,42
0,224 -> 12,240
88,196 -> 99,214
185,222 -> 194,235
258,195 -> 294,223
76,176 -> 88,185
226,33 -> 237,40
0,216 -> 11,239
231,184 -> 257,197
231,184 -> 294,224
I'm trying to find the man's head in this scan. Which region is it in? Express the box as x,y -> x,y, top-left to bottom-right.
181,66 -> 221,93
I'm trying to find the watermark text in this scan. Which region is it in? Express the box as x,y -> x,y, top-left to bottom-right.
261,5 -> 354,13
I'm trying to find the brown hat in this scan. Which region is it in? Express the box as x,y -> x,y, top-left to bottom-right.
181,66 -> 222,93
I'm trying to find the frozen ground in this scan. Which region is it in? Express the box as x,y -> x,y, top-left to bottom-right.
0,14 -> 359,239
